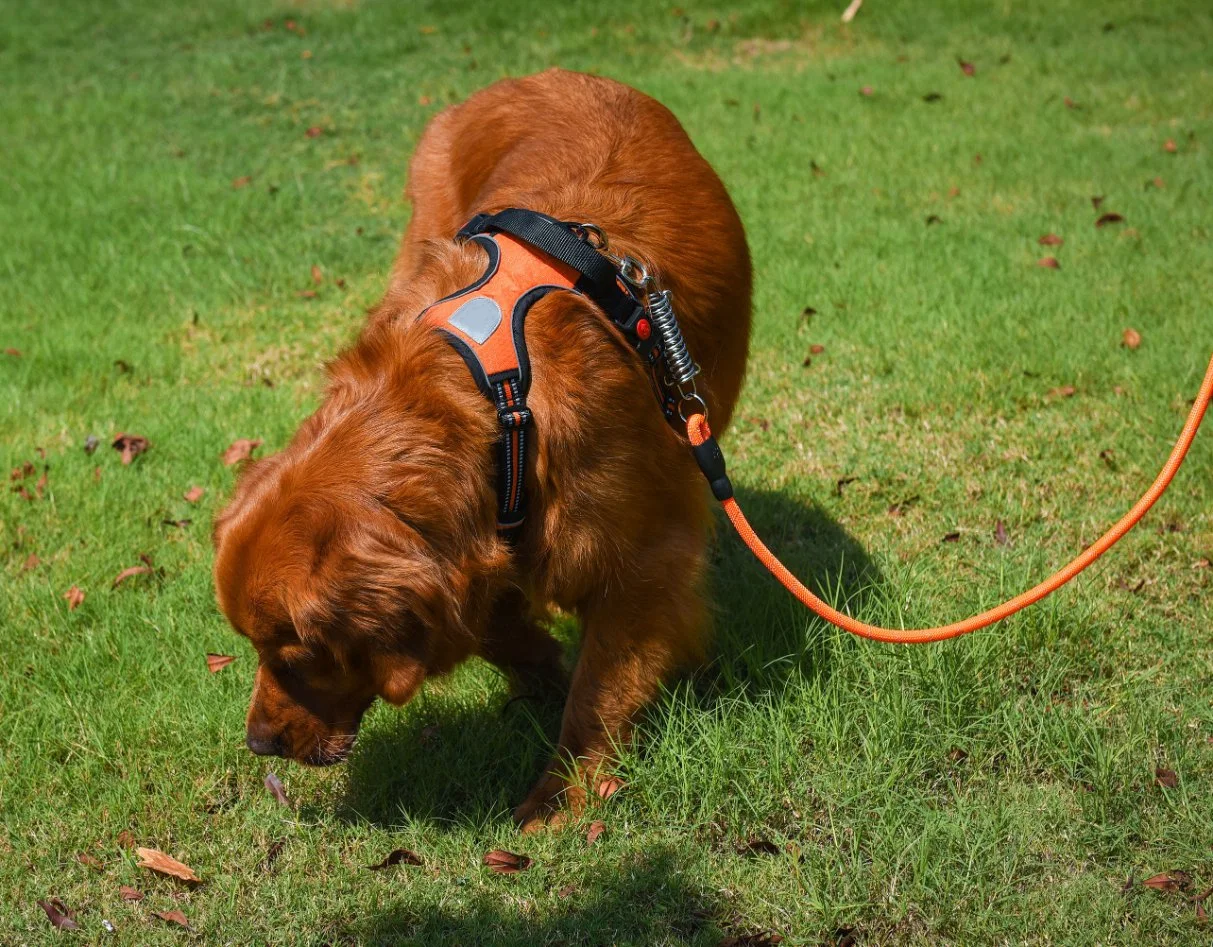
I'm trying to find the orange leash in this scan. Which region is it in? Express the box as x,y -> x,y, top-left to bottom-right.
686,353 -> 1213,644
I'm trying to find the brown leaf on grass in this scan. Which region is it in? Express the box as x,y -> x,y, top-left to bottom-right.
264,772 -> 290,806
64,586 -> 85,610
958,59 -> 975,76
111,433 -> 150,465
801,356 -> 813,368
1163,138 -> 1177,153
163,518 -> 191,529
155,909 -> 191,928
1198,900 -> 1208,923
1152,176 -> 1165,189
1143,870 -> 1191,893
221,438 -> 262,466
262,839 -> 286,872
995,520 -> 1009,546
184,485 -> 205,503
1095,212 -> 1125,228
206,653 -> 235,673
35,470 -> 47,497
1195,558 -> 1211,570
418,94 -> 433,106
1049,385 -> 1077,398
834,929 -> 859,947
835,476 -> 857,497
311,264 -> 323,284
1038,233 -> 1064,246
116,830 -> 137,849
22,552 -> 40,570
1037,256 -> 1060,269
119,885 -> 144,901
1099,448 -> 1116,467
809,344 -> 825,355
305,125 -> 323,138
557,883 -> 577,899
4,347 -> 21,357
37,898 -> 81,931
112,565 -> 152,588
483,849 -> 533,874
13,484 -> 34,501
366,848 -> 424,870
1064,96 -> 1080,109
11,460 -> 34,479
737,836 -> 781,857
77,852 -> 104,870
586,820 -> 606,845
135,847 -> 201,884
1122,328 -> 1142,349
232,176 -> 252,189
1154,767 -> 1178,788
597,776 -> 626,800
859,85 -> 873,97
943,531 -> 961,543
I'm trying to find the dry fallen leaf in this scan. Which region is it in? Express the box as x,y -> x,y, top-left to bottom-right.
112,565 -> 152,588
1154,767 -> 1178,788
64,586 -> 85,611
262,839 -> 286,871
1049,385 -> 1077,398
586,820 -> 606,845
206,653 -> 235,673
809,344 -> 825,355
597,776 -> 626,800
720,930 -> 784,946
111,433 -> 150,465
859,85 -> 873,96
305,126 -> 323,138
1037,256 -> 1060,269
4,347 -> 21,357
136,847 -> 201,884
184,485 -> 205,503
23,553 -> 40,571
366,848 -> 424,870
557,883 -> 577,899
232,176 -> 252,189
311,264 -> 323,284
1163,138 -> 1177,153
943,532 -> 961,543
958,59 -> 975,76
995,520 -> 1009,546
1038,233 -> 1064,246
35,470 -> 47,498
1142,870 -> 1191,893
119,885 -> 144,901
737,836 -> 781,857
116,830 -> 137,849
155,909 -> 191,928
77,852 -> 104,871
37,898 -> 80,931
297,289 -> 317,299
483,849 -> 533,874
221,438 -> 262,466
1122,328 -> 1142,349
1095,212 -> 1125,228
264,772 -> 290,807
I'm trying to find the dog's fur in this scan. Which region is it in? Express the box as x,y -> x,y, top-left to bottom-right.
213,69 -> 751,829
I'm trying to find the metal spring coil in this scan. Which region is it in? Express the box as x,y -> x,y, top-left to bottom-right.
647,289 -> 698,388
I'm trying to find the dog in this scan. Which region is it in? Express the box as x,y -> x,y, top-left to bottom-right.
213,68 -> 751,830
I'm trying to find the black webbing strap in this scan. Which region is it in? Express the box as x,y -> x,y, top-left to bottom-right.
458,209 -> 648,336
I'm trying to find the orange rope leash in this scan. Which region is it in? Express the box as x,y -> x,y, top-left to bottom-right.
687,353 -> 1213,644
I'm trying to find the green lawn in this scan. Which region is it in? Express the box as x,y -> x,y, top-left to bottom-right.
2,0 -> 1211,943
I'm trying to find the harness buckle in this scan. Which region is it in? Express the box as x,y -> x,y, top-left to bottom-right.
497,405 -> 533,429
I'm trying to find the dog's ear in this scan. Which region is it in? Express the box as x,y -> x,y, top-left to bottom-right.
375,653 -> 426,705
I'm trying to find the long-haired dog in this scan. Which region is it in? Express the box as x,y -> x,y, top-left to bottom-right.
214,68 -> 751,829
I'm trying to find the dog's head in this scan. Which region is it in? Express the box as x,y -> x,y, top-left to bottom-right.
211,348 -> 503,765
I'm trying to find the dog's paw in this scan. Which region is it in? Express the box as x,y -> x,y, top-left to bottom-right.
513,772 -> 583,833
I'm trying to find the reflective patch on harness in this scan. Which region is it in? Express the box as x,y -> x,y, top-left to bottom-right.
447,296 -> 502,345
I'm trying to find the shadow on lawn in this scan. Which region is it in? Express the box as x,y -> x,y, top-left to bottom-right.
337,845 -> 728,946
337,486 -> 879,828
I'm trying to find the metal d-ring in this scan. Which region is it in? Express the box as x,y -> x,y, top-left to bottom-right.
575,222 -> 608,251
678,390 -> 708,423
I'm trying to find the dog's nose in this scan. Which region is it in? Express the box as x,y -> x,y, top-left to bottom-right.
245,720 -> 283,757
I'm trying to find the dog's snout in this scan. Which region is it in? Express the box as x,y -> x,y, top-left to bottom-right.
245,720 -> 283,757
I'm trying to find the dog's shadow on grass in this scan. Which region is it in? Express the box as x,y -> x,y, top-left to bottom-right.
335,845 -> 728,946
334,486 -> 879,830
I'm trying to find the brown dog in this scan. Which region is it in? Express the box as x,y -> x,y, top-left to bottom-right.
213,69 -> 751,829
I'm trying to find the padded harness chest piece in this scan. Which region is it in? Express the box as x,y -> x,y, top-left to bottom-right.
419,209 -> 659,542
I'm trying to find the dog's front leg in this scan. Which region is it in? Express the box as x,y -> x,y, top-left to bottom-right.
513,553 -> 707,832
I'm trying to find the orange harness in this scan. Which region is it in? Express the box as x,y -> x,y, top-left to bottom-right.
420,209 -> 659,537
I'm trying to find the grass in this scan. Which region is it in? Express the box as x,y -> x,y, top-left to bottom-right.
2,0 -> 1211,942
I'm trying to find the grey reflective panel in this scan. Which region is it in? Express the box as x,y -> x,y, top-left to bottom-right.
447,296 -> 502,344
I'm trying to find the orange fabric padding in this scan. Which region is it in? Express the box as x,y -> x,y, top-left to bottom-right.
422,233 -> 582,378
687,352 -> 1213,644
